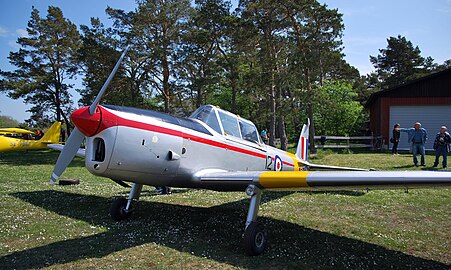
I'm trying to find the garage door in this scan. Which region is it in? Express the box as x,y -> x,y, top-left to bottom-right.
389,106 -> 451,151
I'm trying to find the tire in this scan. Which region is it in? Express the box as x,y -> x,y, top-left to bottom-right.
243,222 -> 268,256
110,197 -> 131,221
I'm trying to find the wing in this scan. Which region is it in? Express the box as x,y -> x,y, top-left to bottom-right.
48,144 -> 85,157
0,128 -> 35,135
195,170 -> 451,190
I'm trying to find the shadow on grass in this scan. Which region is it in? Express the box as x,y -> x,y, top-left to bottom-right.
117,188 -> 190,197
0,150 -> 84,167
1,190 -> 448,269
421,167 -> 440,171
298,190 -> 366,196
393,165 -> 416,169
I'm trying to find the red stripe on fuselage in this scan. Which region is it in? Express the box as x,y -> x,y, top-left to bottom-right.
271,157 -> 294,167
97,107 -> 294,167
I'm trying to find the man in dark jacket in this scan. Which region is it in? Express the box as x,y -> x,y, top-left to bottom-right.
433,126 -> 451,168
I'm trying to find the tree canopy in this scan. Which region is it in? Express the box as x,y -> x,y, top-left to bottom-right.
1,1 -> 447,150
0,6 -> 80,136
0,115 -> 20,128
314,80 -> 363,136
370,35 -> 434,89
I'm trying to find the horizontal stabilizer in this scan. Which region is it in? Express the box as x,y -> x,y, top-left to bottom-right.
48,144 -> 85,157
302,160 -> 371,171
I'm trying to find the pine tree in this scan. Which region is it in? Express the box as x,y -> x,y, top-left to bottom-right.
0,6 -> 80,136
107,0 -> 192,113
78,18 -> 139,107
370,35 -> 430,89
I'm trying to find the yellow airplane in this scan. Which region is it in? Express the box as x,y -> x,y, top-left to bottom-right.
0,122 -> 62,152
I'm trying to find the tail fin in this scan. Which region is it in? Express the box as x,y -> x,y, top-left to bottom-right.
39,122 -> 61,143
296,119 -> 310,161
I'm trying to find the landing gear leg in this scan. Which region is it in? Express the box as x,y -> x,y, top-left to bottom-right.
243,184 -> 267,256
110,183 -> 143,221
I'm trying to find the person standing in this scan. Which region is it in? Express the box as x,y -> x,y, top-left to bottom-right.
433,126 -> 451,168
391,124 -> 401,155
61,129 -> 66,142
36,129 -> 42,139
400,122 -> 427,166
261,129 -> 268,144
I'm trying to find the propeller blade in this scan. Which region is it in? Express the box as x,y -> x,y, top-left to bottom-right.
89,45 -> 131,115
51,46 -> 130,183
50,127 -> 85,184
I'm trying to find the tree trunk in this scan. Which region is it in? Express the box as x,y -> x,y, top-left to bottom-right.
283,6 -> 316,154
269,74 -> 276,147
196,86 -> 202,108
231,64 -> 238,113
275,81 -> 288,150
319,52 -> 324,86
55,89 -> 61,122
163,95 -> 170,113
265,27 -> 277,147
131,81 -> 139,107
307,101 -> 316,154
55,67 -> 62,122
162,50 -> 170,113
59,108 -> 72,139
64,119 -> 71,139
277,114 -> 288,150
305,67 -> 317,154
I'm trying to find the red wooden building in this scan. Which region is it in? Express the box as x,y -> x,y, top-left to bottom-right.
365,68 -> 451,150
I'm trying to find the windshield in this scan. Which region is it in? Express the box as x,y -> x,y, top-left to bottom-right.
191,105 -> 261,145
190,106 -> 222,134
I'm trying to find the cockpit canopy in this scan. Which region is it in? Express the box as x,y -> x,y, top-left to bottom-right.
190,105 -> 262,144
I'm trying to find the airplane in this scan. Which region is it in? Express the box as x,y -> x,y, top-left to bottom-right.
0,122 -> 61,152
49,46 -> 451,256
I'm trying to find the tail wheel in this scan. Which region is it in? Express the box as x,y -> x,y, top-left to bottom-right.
161,186 -> 172,195
110,197 -> 131,221
243,221 -> 268,256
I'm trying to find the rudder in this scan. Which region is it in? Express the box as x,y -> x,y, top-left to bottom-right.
296,119 -> 309,161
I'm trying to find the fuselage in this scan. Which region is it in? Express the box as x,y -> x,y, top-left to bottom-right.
0,136 -> 46,152
74,105 -> 303,191
0,122 -> 61,152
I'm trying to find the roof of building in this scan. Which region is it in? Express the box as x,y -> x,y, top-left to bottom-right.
365,68 -> 451,108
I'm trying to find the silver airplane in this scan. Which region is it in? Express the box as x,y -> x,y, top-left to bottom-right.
50,46 -> 451,256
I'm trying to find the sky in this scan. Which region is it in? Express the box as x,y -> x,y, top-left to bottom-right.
0,0 -> 450,122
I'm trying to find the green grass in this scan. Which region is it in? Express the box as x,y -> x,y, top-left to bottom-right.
0,150 -> 450,269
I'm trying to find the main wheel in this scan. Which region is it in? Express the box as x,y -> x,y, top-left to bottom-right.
110,197 -> 132,221
243,221 -> 268,256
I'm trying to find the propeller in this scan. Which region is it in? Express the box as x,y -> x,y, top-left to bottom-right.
50,45 -> 131,184
50,127 -> 84,184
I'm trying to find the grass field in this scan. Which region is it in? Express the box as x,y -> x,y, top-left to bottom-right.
0,149 -> 450,269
